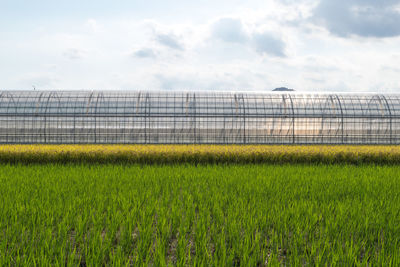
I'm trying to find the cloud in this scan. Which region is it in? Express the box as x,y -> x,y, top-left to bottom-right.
155,33 -> 184,50
313,0 -> 400,38
209,17 -> 286,57
2,2 -> 400,93
380,65 -> 400,73
252,32 -> 286,57
18,72 -> 59,89
133,48 -> 156,58
154,74 -> 196,90
63,48 -> 85,60
85,19 -> 102,33
154,71 -> 255,91
211,17 -> 248,43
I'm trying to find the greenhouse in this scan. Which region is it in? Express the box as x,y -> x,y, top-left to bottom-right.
0,90 -> 399,144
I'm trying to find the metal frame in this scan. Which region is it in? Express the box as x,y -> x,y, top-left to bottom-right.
0,90 -> 400,144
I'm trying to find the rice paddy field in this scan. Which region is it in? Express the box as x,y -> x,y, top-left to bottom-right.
1,145 -> 400,265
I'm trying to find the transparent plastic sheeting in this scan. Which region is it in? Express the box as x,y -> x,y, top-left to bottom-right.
0,90 -> 399,144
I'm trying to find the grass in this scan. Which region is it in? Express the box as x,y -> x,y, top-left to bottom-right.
1,164 -> 400,265
2,144 -> 400,164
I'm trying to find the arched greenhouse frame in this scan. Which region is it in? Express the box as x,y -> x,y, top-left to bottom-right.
0,90 -> 399,144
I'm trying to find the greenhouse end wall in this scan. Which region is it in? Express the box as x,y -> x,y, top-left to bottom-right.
0,90 -> 399,144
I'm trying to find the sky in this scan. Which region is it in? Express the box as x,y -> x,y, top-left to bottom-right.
1,0 -> 400,93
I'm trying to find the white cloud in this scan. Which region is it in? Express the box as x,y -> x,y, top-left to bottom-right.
84,19 -> 104,34
16,72 -> 59,89
312,0 -> 400,38
1,1 -> 400,92
154,32 -> 184,50
63,48 -> 85,60
208,16 -> 286,58
133,48 -> 157,58
211,18 -> 249,43
252,32 -> 286,57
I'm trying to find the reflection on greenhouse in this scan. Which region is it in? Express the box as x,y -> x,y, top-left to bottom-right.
0,90 -> 399,144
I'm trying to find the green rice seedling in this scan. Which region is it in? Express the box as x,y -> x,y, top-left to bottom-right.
1,164 -> 400,265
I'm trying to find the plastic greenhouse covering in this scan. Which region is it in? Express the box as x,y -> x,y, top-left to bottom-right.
0,90 -> 399,144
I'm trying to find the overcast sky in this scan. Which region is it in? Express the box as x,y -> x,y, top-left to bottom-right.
1,0 -> 400,92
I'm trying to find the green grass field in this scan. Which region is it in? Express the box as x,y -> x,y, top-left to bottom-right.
1,164 -> 400,265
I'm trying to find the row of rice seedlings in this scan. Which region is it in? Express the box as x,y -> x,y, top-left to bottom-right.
1,144 -> 400,164
1,164 -> 400,265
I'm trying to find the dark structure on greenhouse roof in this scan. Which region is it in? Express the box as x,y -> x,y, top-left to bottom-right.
0,90 -> 399,144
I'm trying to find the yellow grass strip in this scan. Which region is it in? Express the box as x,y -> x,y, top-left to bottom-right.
1,144 -> 400,164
